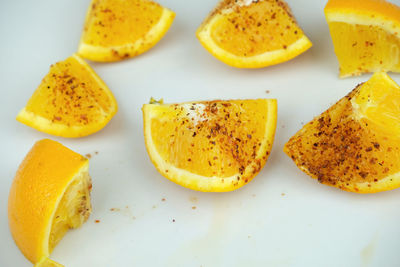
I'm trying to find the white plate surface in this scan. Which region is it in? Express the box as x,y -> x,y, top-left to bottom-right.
1,0 -> 400,266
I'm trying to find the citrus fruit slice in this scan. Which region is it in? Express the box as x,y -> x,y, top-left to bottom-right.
143,99 -> 277,192
325,0 -> 400,77
34,258 -> 64,267
196,0 -> 312,68
284,72 -> 400,193
16,54 -> 118,138
8,139 -> 92,264
77,0 -> 175,62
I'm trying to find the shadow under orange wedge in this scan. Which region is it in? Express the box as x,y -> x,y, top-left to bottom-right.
325,0 -> 400,77
8,139 -> 92,265
196,0 -> 312,68
78,0 -> 175,62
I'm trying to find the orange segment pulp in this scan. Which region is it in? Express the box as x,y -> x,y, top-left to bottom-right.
143,99 -> 277,192
196,0 -> 312,68
78,0 -> 175,62
16,54 -> 118,138
325,0 -> 400,77
8,139 -> 92,264
284,72 -> 400,193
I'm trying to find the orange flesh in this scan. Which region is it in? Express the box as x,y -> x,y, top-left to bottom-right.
284,73 -> 400,192
328,22 -> 400,76
210,0 -> 304,57
25,56 -> 112,127
82,0 -> 163,47
150,101 -> 269,178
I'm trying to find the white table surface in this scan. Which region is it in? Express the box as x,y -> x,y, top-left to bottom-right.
1,0 -> 400,266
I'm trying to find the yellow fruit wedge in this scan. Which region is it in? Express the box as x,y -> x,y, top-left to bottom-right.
34,258 -> 64,267
196,0 -> 312,68
8,139 -> 92,264
284,72 -> 400,193
143,99 -> 277,192
78,0 -> 175,62
325,0 -> 400,77
16,54 -> 118,138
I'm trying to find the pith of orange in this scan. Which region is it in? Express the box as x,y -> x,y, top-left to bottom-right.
143,99 -> 277,192
325,0 -> 400,77
16,54 -> 118,138
8,139 -> 92,264
196,0 -> 312,68
284,72 -> 400,193
78,0 -> 175,62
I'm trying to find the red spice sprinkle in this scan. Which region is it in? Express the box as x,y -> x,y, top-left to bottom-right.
95,220 -> 100,223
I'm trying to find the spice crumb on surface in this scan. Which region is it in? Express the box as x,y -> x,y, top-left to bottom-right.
192,206 -> 197,210
95,219 -> 100,223
281,193 -> 285,196
85,153 -> 92,159
172,219 -> 176,222
110,208 -> 120,212
266,90 -> 270,94
162,198 -> 166,202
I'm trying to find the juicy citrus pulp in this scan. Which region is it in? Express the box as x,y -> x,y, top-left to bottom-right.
16,54 -> 118,138
143,99 -> 277,192
196,0 -> 312,68
284,72 -> 400,193
8,139 -> 92,263
325,0 -> 400,77
78,0 -> 175,62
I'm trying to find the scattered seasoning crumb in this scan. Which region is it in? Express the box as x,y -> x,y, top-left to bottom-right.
152,205 -> 157,209
172,219 -> 176,222
266,90 -> 270,94
281,125 -> 285,129
85,153 -> 92,159
110,208 -> 120,212
281,193 -> 285,196
95,151 -> 99,155
95,219 -> 100,223
192,206 -> 196,210
189,196 -> 198,203
162,198 -> 166,202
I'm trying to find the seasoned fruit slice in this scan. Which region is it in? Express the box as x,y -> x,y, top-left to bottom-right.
196,0 -> 312,68
143,99 -> 277,192
16,54 -> 118,138
325,0 -> 400,77
284,72 -> 400,193
78,0 -> 175,62
8,139 -> 92,264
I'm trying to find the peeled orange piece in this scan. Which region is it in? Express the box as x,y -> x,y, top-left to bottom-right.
325,0 -> 400,77
284,72 -> 400,193
196,0 -> 312,68
16,54 -> 118,138
8,139 -> 92,265
143,99 -> 277,192
77,0 -> 175,62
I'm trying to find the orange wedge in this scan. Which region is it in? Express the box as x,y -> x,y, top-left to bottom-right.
8,139 -> 92,265
325,0 -> 400,77
16,54 -> 118,138
78,0 -> 175,62
143,99 -> 277,192
196,0 -> 312,68
284,72 -> 400,193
